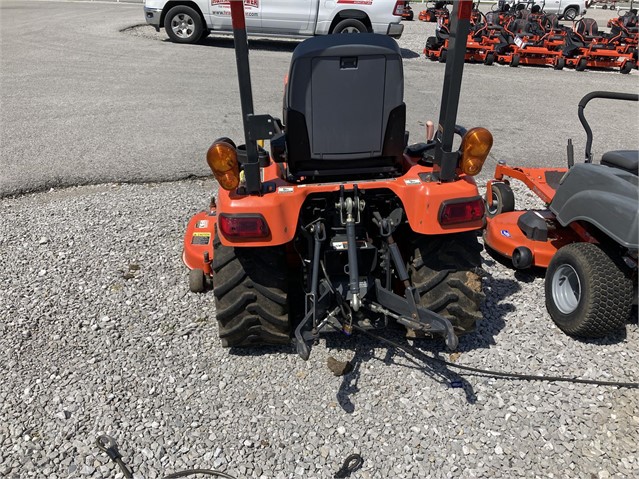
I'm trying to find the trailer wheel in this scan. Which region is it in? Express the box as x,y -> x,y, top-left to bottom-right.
553,57 -> 565,70
212,236 -> 291,347
332,18 -> 368,34
620,61 -> 636,74
484,52 -> 495,66
164,6 -> 204,44
486,182 -> 515,218
575,57 -> 587,71
509,54 -> 520,67
409,232 -> 484,335
545,243 -> 632,338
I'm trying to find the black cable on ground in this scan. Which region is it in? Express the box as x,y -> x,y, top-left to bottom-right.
164,469 -> 237,479
354,325 -> 639,389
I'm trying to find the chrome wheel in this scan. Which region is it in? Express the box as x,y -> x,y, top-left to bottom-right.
552,264 -> 581,314
171,13 -> 196,39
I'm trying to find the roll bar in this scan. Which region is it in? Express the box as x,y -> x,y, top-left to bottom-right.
578,91 -> 638,162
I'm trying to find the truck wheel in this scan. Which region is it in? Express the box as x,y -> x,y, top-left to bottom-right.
213,236 -> 291,347
486,182 -> 515,218
563,6 -> 578,21
164,6 -> 204,44
545,243 -> 633,338
332,18 -> 368,34
409,232 -> 484,335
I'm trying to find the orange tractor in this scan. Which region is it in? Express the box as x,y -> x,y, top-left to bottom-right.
184,0 -> 493,359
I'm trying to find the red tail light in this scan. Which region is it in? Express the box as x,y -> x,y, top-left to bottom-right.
219,214 -> 270,239
393,1 -> 405,16
439,197 -> 485,226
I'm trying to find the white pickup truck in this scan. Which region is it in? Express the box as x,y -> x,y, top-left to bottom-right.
144,0 -> 406,44
506,0 -> 588,20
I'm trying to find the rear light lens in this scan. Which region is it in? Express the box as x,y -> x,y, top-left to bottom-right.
393,1 -> 405,16
459,127 -> 493,176
206,140 -> 240,191
218,214 -> 270,239
439,197 -> 485,226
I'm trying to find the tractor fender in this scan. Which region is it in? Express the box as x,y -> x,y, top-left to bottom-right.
215,162 -> 483,247
550,163 -> 639,250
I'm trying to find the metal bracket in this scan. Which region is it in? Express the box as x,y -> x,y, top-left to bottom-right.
373,279 -> 459,350
247,114 -> 280,141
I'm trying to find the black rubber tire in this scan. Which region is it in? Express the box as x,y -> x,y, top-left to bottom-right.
545,243 -> 633,338
332,18 -> 368,34
620,61 -> 635,74
563,6 -> 578,21
486,182 -> 515,218
189,268 -> 206,293
439,49 -> 448,63
212,236 -> 291,347
406,11 -> 414,21
509,54 -> 520,67
164,6 -> 204,44
408,232 -> 485,335
554,57 -> 566,70
575,57 -> 587,71
484,52 -> 495,66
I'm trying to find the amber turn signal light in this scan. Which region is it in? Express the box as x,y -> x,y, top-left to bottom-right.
459,127 -> 493,176
206,141 -> 240,191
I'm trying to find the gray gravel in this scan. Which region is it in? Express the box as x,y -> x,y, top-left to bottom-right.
0,179 -> 637,479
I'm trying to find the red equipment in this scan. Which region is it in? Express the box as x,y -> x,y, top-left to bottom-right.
484,91 -> 638,338
184,1 -> 492,358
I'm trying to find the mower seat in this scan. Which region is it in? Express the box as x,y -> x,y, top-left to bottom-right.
284,34 -> 406,178
601,150 -> 639,175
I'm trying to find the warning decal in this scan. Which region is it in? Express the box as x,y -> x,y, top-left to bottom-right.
191,232 -> 211,245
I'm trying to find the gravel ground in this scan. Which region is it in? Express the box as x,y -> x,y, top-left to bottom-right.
1,177 -> 637,479
2,3 -> 638,479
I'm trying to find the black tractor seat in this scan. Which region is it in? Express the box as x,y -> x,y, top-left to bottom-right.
601,150 -> 639,175
284,34 -> 406,179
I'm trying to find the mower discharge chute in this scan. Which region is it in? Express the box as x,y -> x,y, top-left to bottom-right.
484,91 -> 638,338
184,0 -> 492,359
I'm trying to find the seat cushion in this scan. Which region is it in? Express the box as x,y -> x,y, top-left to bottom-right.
601,150 -> 639,175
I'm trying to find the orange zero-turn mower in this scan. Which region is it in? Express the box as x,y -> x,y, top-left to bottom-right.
484,91 -> 638,338
183,0 -> 493,359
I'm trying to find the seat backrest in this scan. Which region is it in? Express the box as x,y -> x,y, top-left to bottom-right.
576,18 -> 598,37
284,34 -> 405,178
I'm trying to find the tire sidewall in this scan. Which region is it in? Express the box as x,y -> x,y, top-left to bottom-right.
564,7 -> 578,21
545,247 -> 590,332
333,18 -> 368,34
164,6 -> 203,44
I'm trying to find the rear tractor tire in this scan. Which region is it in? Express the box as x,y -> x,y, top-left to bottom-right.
409,232 -> 485,335
212,236 -> 291,348
545,242 -> 633,338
